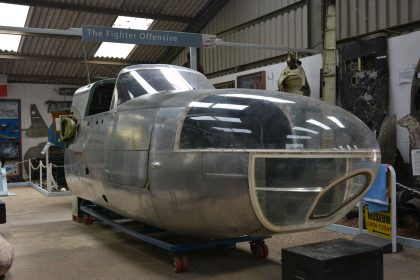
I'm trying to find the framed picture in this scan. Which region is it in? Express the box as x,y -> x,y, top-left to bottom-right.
0,99 -> 21,165
213,80 -> 235,89
237,71 -> 266,89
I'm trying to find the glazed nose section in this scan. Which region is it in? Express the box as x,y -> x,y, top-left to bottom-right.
249,154 -> 377,231
176,91 -> 380,232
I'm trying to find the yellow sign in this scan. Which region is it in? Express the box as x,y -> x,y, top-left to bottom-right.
365,206 -> 392,239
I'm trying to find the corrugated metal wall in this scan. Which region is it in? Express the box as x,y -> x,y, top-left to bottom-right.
174,0 -> 420,76
336,0 -> 420,40
173,0 -> 308,75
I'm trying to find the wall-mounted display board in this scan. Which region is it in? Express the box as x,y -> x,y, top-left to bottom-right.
237,71 -> 266,89
0,99 -> 21,178
338,36 -> 389,132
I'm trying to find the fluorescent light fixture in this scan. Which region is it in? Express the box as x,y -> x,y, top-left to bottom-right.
0,3 -> 29,52
212,103 -> 248,110
188,101 -> 213,108
94,16 -> 153,59
213,127 -> 252,134
190,116 -> 242,123
287,135 -> 312,140
232,128 -> 252,133
188,102 -> 248,110
215,116 -> 241,123
306,119 -> 331,130
190,116 -> 216,121
286,143 -> 304,149
293,126 -> 319,135
213,127 -> 231,132
327,116 -> 345,128
221,93 -> 295,104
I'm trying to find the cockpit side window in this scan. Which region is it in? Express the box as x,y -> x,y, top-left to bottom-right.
116,72 -> 148,105
86,83 -> 115,116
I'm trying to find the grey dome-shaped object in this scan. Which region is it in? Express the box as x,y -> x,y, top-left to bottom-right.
0,235 -> 13,276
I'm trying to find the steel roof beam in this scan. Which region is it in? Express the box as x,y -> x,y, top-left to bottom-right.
0,53 -> 137,66
6,74 -> 90,85
1,0 -> 194,23
0,25 -> 81,38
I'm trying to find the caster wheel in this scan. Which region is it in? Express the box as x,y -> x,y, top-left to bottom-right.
83,214 -> 94,225
181,255 -> 189,272
83,214 -> 90,225
250,242 -> 268,259
261,243 -> 269,259
173,256 -> 183,273
173,255 -> 188,272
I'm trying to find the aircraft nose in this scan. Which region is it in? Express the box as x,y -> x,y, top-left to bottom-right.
177,90 -> 380,232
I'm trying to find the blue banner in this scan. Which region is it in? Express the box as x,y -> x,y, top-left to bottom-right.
82,25 -> 213,48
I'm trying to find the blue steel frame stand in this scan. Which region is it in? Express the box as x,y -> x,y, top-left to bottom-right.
77,198 -> 270,273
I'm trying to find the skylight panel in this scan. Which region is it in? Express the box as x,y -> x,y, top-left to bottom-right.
94,16 -> 153,59
0,3 -> 29,52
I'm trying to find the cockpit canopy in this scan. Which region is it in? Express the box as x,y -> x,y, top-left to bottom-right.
115,64 -> 214,106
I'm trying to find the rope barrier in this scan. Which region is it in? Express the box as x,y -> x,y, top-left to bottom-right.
29,161 -> 41,171
3,159 -> 29,168
396,182 -> 420,196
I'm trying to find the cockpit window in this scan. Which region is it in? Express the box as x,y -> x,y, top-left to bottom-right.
115,67 -> 214,106
178,70 -> 213,90
116,72 -> 148,105
179,95 -> 293,149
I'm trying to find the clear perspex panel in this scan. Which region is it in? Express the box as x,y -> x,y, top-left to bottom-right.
178,90 -> 380,230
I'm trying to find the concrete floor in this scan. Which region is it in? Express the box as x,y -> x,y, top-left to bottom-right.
1,187 -> 420,280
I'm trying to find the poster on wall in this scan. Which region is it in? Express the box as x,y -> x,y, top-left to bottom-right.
0,100 -> 21,175
237,71 -> 266,89
0,74 -> 7,97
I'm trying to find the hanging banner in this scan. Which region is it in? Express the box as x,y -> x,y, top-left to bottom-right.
82,25 -> 216,48
0,75 -> 7,97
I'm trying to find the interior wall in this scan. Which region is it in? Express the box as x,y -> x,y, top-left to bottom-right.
1,83 -> 72,166
209,30 -> 420,163
388,30 -> 420,162
172,0 -> 309,74
210,53 -> 322,98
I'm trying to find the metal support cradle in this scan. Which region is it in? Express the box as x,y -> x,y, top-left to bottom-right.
78,198 -> 271,273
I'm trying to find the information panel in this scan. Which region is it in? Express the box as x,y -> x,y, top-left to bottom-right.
364,169 -> 392,239
82,25 -> 216,48
365,207 -> 392,239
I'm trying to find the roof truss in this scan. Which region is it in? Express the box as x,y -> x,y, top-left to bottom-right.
1,0 -> 194,23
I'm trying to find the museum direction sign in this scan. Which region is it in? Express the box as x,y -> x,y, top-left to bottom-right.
82,25 -> 216,48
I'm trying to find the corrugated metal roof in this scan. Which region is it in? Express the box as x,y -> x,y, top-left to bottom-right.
0,0 -> 227,85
